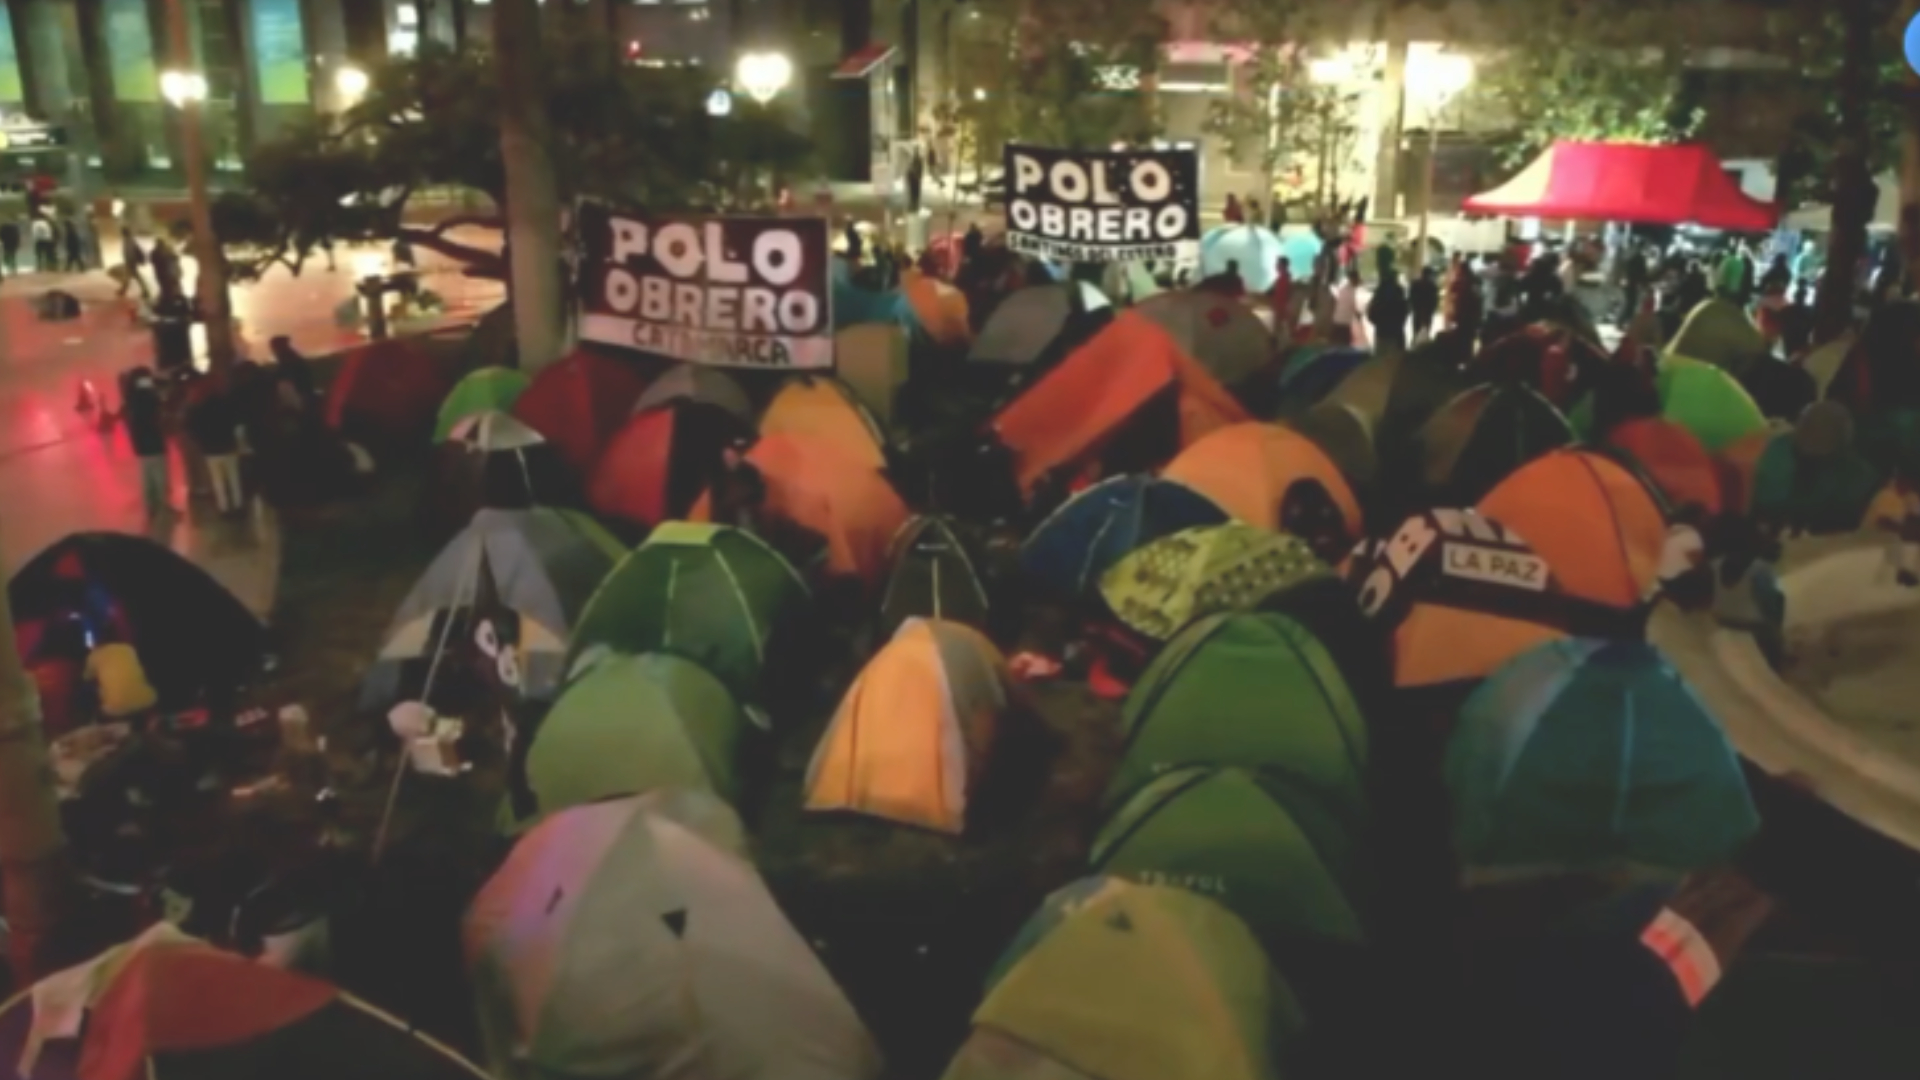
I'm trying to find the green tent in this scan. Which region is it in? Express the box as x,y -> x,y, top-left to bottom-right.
946,877 -> 1305,1080
1667,299 -> 1766,372
436,366 -> 532,441
1657,357 -> 1768,452
528,650 -> 750,814
1108,612 -> 1367,829
1097,526 -> 1332,642
1091,766 -> 1365,956
1750,436 -> 1887,535
567,522 -> 808,719
1416,383 -> 1573,506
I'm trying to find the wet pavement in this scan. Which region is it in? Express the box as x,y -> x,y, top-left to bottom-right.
0,236 -> 504,619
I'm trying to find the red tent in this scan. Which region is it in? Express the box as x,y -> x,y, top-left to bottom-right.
1461,142 -> 1778,231
512,348 -> 651,473
323,337 -> 455,444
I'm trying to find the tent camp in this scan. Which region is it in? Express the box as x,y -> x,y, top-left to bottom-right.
423,411 -> 576,535
1667,299 -> 1768,373
1163,423 -> 1363,555
1601,417 -> 1726,521
993,309 -> 1251,492
1478,450 -> 1669,610
1108,612 -> 1367,827
834,324 -> 909,429
1283,402 -> 1380,498
435,366 -> 532,441
0,923 -> 489,1080
967,281 -> 1113,369
527,650 -> 751,813
1133,290 -> 1275,388
1656,358 -> 1769,452
1446,638 -> 1759,873
759,375 -> 889,470
902,269 -> 972,347
9,532 -> 267,716
510,348 -> 652,473
588,397 -> 756,532
804,618 -> 1010,834
1097,525 -> 1332,642
360,508 -> 625,709
945,877 -> 1304,1080
323,337 -> 457,446
1414,383 -> 1575,508
1199,224 -> 1288,293
1021,475 -> 1228,597
878,515 -> 991,642
567,523 -> 809,716
1277,346 -> 1371,413
466,797 -> 883,1080
634,364 -> 755,424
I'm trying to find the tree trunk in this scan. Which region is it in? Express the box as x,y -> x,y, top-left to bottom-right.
494,0 -> 566,372
583,0 -> 612,42
1814,0 -> 1877,344
0,564 -> 80,984
1899,1 -> 1920,286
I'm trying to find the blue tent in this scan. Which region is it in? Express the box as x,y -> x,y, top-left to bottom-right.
1021,474 -> 1227,595
1445,638 -> 1759,874
830,258 -> 911,330
1200,225 -> 1286,293
1281,232 -> 1324,279
1278,346 -> 1371,409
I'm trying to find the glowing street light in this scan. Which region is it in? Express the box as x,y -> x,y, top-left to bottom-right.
1307,56 -> 1352,85
973,87 -> 987,101
706,88 -> 734,117
335,65 -> 371,102
159,70 -> 208,107
736,52 -> 792,105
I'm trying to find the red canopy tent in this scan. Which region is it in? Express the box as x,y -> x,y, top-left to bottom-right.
1461,141 -> 1778,231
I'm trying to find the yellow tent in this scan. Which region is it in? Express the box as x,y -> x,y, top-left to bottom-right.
760,374 -> 889,470
804,618 -> 1008,833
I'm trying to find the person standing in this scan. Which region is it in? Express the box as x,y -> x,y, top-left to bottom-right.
118,229 -> 151,298
1409,266 -> 1440,343
1331,266 -> 1362,346
30,214 -> 55,271
1368,267 -> 1410,353
1268,258 -> 1295,337
0,218 -> 19,276
1223,194 -> 1244,224
120,368 -> 172,519
187,375 -> 244,514
1619,243 -> 1648,324
1715,243 -> 1749,303
150,238 -> 184,301
906,145 -> 925,216
61,216 -> 86,272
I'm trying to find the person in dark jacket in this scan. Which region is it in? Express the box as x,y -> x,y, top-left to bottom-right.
61,216 -> 86,272
120,368 -> 172,518
150,239 -> 184,302
186,378 -> 244,513
1409,266 -> 1440,343
1368,268 -> 1411,353
269,335 -> 315,406
0,219 -> 19,276
118,229 -> 151,298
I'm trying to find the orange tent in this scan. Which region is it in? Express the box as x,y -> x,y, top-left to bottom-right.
1161,423 -> 1363,545
902,269 -> 973,347
1713,429 -> 1779,517
1477,449 -> 1667,609
759,375 -> 888,470
1602,416 -> 1724,519
589,403 -> 754,530
994,310 -> 1250,492
691,433 -> 909,588
804,617 -> 1008,833
511,348 -> 652,473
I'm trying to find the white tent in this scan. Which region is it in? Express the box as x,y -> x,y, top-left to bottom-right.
464,796 -> 882,1080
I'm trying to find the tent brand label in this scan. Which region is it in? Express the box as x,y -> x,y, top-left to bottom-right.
1130,870 -> 1227,896
575,202 -> 833,370
1003,144 -> 1199,263
1440,543 -> 1546,590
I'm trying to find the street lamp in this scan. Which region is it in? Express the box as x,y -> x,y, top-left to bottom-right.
736,52 -> 792,105
335,65 -> 371,105
1407,50 -> 1474,266
159,70 -> 208,107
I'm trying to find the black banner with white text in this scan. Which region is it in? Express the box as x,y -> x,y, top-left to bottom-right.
1002,144 -> 1200,263
575,203 -> 833,370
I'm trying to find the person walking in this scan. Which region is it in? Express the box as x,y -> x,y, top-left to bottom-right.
30,214 -> 55,271
150,238 -> 183,302
61,216 -> 86,272
1368,267 -> 1410,353
1409,265 -> 1440,343
1715,243 -> 1749,303
186,375 -> 244,514
1331,266 -> 1362,347
120,368 -> 172,519
118,230 -> 151,298
0,218 -> 19,276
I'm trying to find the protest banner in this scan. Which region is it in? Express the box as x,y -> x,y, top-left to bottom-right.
1002,144 -> 1200,263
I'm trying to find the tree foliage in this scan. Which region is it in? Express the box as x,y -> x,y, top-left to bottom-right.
1772,1 -> 1908,207
939,0 -> 1168,184
1202,1 -> 1358,217
215,31 -> 813,278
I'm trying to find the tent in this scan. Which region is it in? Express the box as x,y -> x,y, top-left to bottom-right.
9,532 -> 266,714
323,337 -> 457,446
1277,346 -> 1371,412
567,522 -> 808,715
1749,428 -> 1888,535
1110,611 -> 1367,827
1656,357 -> 1769,452
945,878 -> 1303,1080
1667,299 -> 1767,373
1460,142 -> 1778,231
587,399 -> 755,531
689,433 -> 911,589
466,797 -> 883,1080
435,366 -> 531,441
967,281 -> 1113,368
804,618 -> 1010,834
1021,475 -> 1227,597
902,269 -> 972,347
1199,225 -> 1288,293
511,348 -> 652,474
831,258 -> 912,330
1478,450 -> 1669,609
528,650 -> 750,813
1322,349 -> 1472,454
1162,423 -> 1363,554
1134,290 -> 1275,388
0,925 -> 488,1080
424,411 -> 576,535
759,374 -> 888,470
1445,638 -> 1759,872
633,364 -> 754,424
463,302 -> 519,370
1283,402 -> 1380,497
1091,766 -> 1365,955
1415,384 -> 1574,507
1712,429 -> 1777,517
1601,417 -> 1724,520
993,310 -> 1251,492
879,515 -> 991,642
833,324 -> 909,429
1097,526 -> 1332,642
1736,356 -> 1818,425
360,508 -> 625,709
